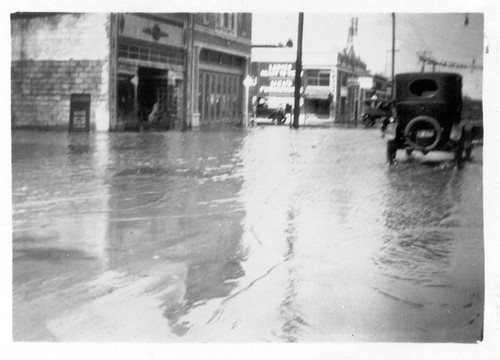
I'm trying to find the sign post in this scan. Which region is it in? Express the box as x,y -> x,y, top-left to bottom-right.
243,75 -> 256,127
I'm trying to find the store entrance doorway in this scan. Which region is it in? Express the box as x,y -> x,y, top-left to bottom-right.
137,67 -> 168,123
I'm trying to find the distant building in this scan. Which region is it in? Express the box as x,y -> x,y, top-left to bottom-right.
334,48 -> 391,123
250,47 -> 338,120
249,46 -> 391,124
10,12 -> 252,131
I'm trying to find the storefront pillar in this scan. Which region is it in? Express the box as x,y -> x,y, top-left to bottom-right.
191,46 -> 202,127
184,14 -> 195,129
108,13 -> 119,131
242,56 -> 251,126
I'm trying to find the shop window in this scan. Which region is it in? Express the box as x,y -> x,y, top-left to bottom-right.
202,13 -> 210,25
200,49 -> 208,62
341,73 -> 347,86
223,13 -> 234,30
199,49 -> 244,69
208,50 -> 219,63
240,14 -> 248,37
219,13 -> 236,33
306,70 -> 330,86
118,43 -> 184,66
306,70 -> 319,85
319,72 -> 330,86
220,53 -> 232,66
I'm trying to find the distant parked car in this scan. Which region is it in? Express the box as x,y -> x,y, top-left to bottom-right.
386,72 -> 474,168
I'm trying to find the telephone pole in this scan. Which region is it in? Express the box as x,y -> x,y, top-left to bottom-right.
391,13 -> 396,97
293,12 -> 304,129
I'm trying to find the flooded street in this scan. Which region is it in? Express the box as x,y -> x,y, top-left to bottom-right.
11,126 -> 483,342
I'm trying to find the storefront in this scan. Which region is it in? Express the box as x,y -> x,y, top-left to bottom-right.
10,13 -> 252,131
197,49 -> 246,123
115,14 -> 186,130
252,61 -> 297,117
334,49 -> 370,124
303,69 -> 334,118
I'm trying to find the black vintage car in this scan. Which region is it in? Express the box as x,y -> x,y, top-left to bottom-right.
386,72 -> 474,167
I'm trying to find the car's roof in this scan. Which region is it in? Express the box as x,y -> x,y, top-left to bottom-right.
396,72 -> 462,79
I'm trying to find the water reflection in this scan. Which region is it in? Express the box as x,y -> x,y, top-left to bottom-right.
12,128 -> 483,342
12,131 -> 112,341
278,205 -> 308,342
103,131 -> 247,336
13,131 -> 111,265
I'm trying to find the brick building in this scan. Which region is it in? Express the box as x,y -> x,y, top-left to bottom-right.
11,13 -> 111,131
10,13 -> 252,131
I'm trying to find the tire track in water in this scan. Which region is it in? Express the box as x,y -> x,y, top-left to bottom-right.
370,286 -> 425,309
206,262 -> 282,324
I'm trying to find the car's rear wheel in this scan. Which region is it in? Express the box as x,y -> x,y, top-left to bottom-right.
404,116 -> 442,152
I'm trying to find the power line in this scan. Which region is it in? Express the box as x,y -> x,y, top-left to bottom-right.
417,52 -> 483,72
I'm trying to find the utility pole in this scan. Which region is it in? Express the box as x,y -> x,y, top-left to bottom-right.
391,13 -> 396,98
420,51 -> 427,72
293,12 -> 304,129
385,49 -> 399,77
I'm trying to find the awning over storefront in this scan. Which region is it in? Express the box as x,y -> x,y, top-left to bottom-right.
303,86 -> 332,100
118,63 -> 138,77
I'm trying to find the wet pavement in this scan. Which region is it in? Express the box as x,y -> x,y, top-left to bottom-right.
11,125 -> 483,342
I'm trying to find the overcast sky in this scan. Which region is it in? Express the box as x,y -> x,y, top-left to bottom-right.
252,13 -> 484,98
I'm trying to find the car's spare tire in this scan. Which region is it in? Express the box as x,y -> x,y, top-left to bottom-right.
403,115 -> 442,151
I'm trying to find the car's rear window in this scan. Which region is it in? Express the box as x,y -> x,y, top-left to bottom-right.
409,79 -> 439,97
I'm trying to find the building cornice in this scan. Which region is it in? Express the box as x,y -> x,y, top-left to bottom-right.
132,13 -> 184,28
194,24 -> 251,46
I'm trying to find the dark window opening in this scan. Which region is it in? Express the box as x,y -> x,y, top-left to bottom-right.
222,13 -> 235,31
199,49 -> 244,69
118,43 -> 184,66
306,70 -> 330,86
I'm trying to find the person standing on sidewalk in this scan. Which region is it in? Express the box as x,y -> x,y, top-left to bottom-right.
285,103 -> 292,123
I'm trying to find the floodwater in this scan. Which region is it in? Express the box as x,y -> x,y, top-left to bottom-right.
11,126 -> 483,342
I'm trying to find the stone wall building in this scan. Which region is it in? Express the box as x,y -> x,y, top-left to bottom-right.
10,12 -> 252,132
11,13 -> 111,131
